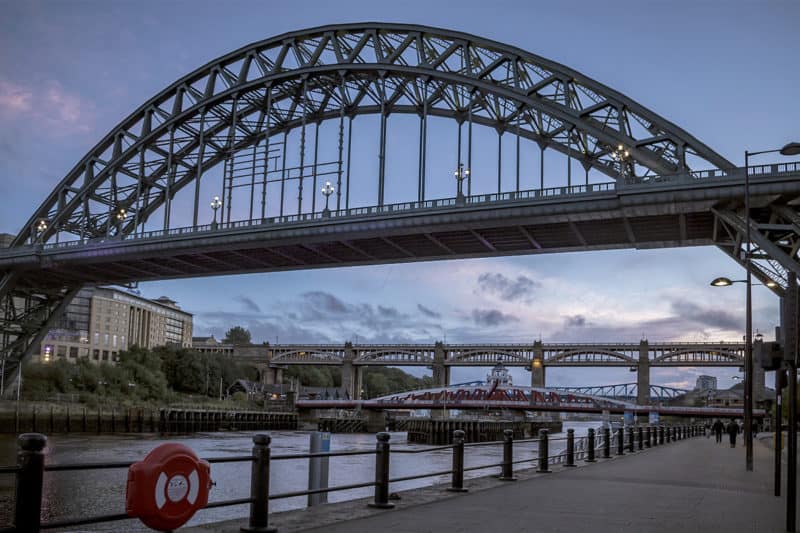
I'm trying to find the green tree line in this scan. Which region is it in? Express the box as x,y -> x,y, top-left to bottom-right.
283,366 -> 435,398
21,345 -> 257,405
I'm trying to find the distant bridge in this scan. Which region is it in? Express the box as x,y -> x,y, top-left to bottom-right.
296,384 -> 764,419
552,383 -> 690,401
222,340 -> 755,405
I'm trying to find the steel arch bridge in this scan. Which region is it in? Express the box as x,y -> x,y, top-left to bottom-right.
551,383 -> 690,401
2,23 -> 800,386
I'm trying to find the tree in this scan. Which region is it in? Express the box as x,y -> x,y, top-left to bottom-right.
223,326 -> 252,345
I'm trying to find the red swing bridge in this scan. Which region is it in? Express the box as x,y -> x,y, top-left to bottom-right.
296,383 -> 766,419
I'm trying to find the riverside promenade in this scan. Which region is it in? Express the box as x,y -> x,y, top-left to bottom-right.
188,434 -> 788,533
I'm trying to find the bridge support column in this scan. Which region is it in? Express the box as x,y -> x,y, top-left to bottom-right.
531,340 -> 545,388
341,342 -> 359,399
432,341 -> 448,388
637,340 -> 650,405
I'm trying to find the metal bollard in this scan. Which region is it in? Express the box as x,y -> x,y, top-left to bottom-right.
659,425 -> 665,445
627,427 -> 635,452
370,432 -> 395,506
537,429 -> 551,473
242,434 -> 277,533
603,427 -> 611,458
499,429 -> 517,480
586,428 -> 597,462
14,433 -> 47,533
666,426 -> 671,443
645,426 -> 651,447
637,427 -> 643,450
565,429 -> 576,467
617,427 -> 624,456
448,430 -> 468,492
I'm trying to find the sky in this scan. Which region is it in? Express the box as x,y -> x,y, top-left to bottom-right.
1,0 -> 798,389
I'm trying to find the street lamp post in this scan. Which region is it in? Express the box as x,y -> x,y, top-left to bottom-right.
742,142 -> 800,472
210,196 -> 222,228
454,164 -> 470,205
320,181 -> 335,217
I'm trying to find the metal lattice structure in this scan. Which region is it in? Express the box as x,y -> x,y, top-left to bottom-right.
248,342 -> 744,367
552,383 -> 690,401
2,23 -> 800,393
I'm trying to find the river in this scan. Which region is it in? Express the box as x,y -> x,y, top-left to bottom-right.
0,420 -> 602,532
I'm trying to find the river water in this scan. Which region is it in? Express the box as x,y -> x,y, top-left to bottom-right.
0,421 -> 601,532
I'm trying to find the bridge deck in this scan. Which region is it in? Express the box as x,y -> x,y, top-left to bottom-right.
187,434 -> 791,533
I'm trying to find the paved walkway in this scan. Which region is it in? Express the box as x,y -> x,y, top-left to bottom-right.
189,434 -> 794,533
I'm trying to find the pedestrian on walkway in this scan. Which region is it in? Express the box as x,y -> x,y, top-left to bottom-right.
712,419 -> 725,443
726,418 -> 740,448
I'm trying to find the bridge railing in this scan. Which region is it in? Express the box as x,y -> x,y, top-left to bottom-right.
1,424 -> 703,532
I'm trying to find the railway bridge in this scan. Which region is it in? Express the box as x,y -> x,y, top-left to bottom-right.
222,339 -> 759,405
1,23 -> 799,395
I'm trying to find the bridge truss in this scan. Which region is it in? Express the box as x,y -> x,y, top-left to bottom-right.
2,23 -> 799,392
552,383 -> 690,401
262,341 -> 744,367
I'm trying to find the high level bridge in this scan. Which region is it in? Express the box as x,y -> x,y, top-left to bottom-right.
228,340 -> 754,405
2,23 -> 799,394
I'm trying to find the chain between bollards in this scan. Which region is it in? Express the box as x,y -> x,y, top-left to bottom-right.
499,429 -> 516,480
369,432 -> 395,508
242,434 -> 277,533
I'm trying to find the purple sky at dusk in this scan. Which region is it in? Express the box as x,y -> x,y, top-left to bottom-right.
1,0 -> 798,389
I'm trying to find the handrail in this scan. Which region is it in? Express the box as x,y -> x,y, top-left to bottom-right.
2,423 -> 703,531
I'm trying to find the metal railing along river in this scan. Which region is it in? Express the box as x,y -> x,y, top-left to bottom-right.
0,424 -> 703,532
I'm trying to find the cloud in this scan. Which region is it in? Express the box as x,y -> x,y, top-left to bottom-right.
0,79 -> 94,135
471,308 -> 519,327
0,81 -> 32,113
236,295 -> 261,313
565,315 -> 587,327
476,272 -> 538,302
669,300 -> 740,331
417,304 -> 441,319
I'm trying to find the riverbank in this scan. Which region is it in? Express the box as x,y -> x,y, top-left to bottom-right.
0,402 -> 296,434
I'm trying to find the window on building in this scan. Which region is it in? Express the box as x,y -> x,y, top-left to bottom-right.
56,345 -> 67,358
102,350 -> 109,361
112,335 -> 117,349
92,349 -> 100,360
69,347 -> 78,358
104,334 -> 109,346
94,333 -> 100,345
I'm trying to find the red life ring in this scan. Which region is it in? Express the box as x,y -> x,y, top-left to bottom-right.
126,443 -> 212,531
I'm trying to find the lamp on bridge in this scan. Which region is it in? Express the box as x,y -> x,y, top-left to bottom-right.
320,181 -> 335,217
210,195 -> 222,229
611,144 -> 630,182
34,218 -> 48,243
454,164 -> 470,205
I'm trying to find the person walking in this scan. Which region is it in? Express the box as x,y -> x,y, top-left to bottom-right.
712,419 -> 725,443
726,418 -> 740,448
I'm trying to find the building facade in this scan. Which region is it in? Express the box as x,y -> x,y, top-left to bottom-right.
695,375 -> 718,391
38,287 -> 193,364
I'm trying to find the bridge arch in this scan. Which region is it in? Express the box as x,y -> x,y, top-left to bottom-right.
355,348 -> 434,365
271,348 -> 345,364
16,22 -> 733,248
546,348 -> 637,365
652,347 -> 744,366
448,349 -> 531,365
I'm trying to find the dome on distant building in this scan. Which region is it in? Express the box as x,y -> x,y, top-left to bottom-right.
487,360 -> 512,386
